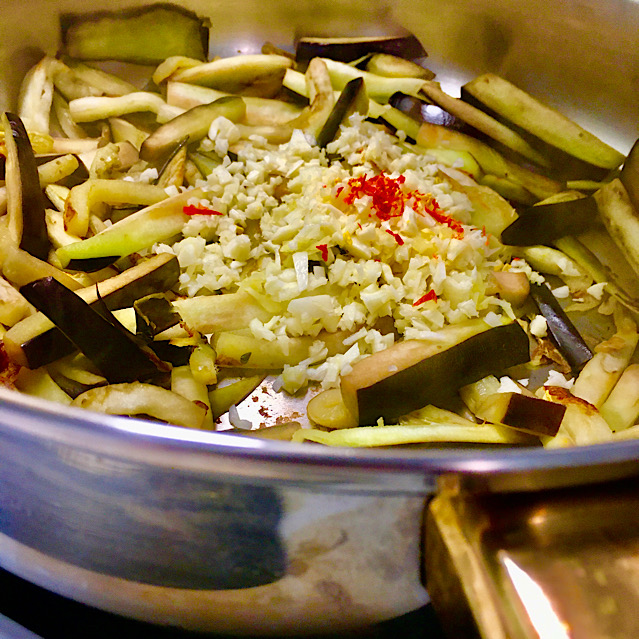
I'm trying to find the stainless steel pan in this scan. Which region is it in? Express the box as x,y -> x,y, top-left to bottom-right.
1,0 -> 639,635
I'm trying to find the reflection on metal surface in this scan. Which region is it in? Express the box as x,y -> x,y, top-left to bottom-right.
501,557 -> 570,639
425,477 -> 639,639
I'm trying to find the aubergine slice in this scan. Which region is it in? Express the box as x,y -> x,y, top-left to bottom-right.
169,54 -> 295,97
365,53 -> 434,80
2,112 -> 49,261
473,392 -> 566,437
419,81 -> 550,168
155,137 -> 189,188
55,187 -> 205,266
500,192 -> 600,246
316,77 -> 367,148
140,96 -> 246,163
35,153 -> 89,189
134,293 -> 181,339
4,253 -> 179,369
20,277 -> 168,384
413,120 -> 562,201
388,93 -> 465,131
620,138 -> 639,212
61,4 -> 209,64
137,292 -> 195,368
295,35 -> 426,68
461,73 -> 625,175
341,320 -> 531,426
594,178 -> 639,279
209,375 -> 265,420
64,256 -> 121,273
528,282 -> 593,373
555,234 -> 639,315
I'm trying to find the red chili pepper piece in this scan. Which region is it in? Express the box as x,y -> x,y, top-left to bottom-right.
413,290 -> 438,306
338,172 -> 464,237
316,244 -> 329,262
183,204 -> 223,216
385,229 -> 404,245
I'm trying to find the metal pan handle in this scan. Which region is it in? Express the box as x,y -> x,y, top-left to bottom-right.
424,475 -> 639,639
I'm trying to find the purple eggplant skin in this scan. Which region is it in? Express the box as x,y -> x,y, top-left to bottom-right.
60,4 -> 209,64
5,112 -> 49,261
295,34 -> 426,68
20,277 -> 169,384
459,86 -> 612,182
64,256 -> 120,273
134,293 -> 181,339
351,322 -> 531,425
19,254 -> 180,369
529,282 -> 593,373
38,153 -> 90,189
316,77 -> 365,148
500,195 -> 600,246
389,92 -> 466,132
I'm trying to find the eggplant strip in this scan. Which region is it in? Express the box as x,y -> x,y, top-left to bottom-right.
0,276 -> 31,327
462,73 -> 625,170
316,77 -> 367,148
171,291 -> 272,336
213,330 -> 351,369
209,375 -> 265,420
14,367 -> 73,405
341,320 -> 531,426
365,53 -> 434,80
594,179 -> 639,279
69,93 -> 184,124
169,54 -> 295,97
56,188 -> 205,265
63,60 -> 138,97
20,276 -> 167,384
414,121 -> 561,201
61,4 -> 209,65
600,364 -> 639,432
64,179 -> 169,237
17,57 -> 55,134
501,194 -> 600,246
571,308 -> 638,408
2,112 -> 49,260
554,235 -> 639,314
72,382 -> 206,429
171,365 -> 213,429
529,282 -> 593,373
52,92 -> 89,139
294,35 -> 427,67
543,387 -> 613,447
166,82 -> 303,125
0,153 -> 80,216
295,423 -> 532,446
0,223 -> 81,291
139,96 -> 246,163
4,253 -> 179,368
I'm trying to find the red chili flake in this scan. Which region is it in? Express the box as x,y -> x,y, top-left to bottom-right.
385,229 -> 404,245
338,173 -> 464,237
316,244 -> 329,262
413,290 -> 438,306
419,194 -> 464,237
341,173 -> 406,221
183,204 -> 223,216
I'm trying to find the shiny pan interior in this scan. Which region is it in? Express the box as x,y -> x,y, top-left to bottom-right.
1,0 -> 639,634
